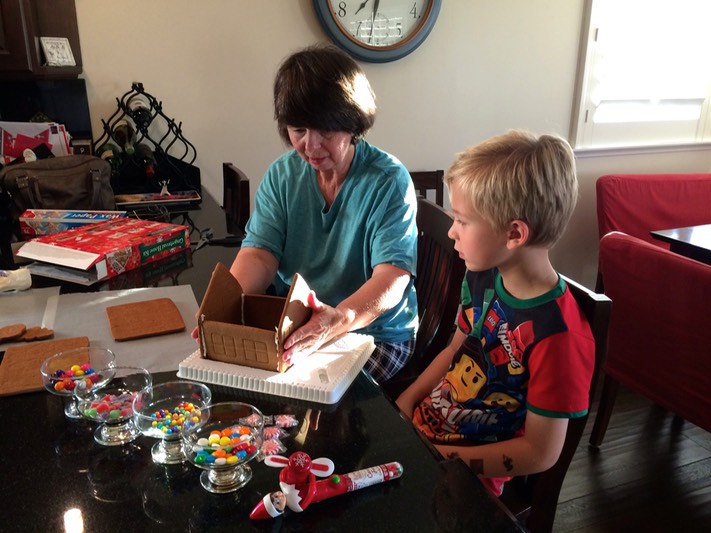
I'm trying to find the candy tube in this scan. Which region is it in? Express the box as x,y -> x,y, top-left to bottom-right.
250,462 -> 403,519
311,462 -> 403,503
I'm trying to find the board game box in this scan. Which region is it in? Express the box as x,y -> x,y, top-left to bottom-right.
16,217 -> 190,285
19,209 -> 127,238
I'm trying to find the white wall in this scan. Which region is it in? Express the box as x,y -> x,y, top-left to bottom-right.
75,0 -> 711,288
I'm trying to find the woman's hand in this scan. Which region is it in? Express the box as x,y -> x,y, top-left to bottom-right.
281,264 -> 411,365
281,291 -> 347,365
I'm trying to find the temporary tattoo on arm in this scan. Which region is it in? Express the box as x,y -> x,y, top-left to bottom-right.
468,459 -> 484,475
502,454 -> 514,472
445,451 -> 484,475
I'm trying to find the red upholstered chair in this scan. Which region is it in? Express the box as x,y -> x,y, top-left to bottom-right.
595,173 -> 711,290
589,232 -> 711,447
596,173 -> 711,247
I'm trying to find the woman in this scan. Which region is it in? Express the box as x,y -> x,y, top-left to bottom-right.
231,44 -> 418,383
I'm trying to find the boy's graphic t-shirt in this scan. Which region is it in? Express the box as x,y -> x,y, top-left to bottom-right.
413,269 -> 595,444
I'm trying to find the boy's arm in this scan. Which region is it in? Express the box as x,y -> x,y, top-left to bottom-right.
395,329 -> 467,419
435,411 -> 569,477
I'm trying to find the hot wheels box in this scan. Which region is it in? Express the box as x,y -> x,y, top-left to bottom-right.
17,217 -> 190,285
19,209 -> 127,238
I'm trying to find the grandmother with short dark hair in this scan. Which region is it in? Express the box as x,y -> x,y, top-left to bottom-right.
229,44 -> 418,383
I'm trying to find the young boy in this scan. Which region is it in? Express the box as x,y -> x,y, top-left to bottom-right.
396,130 -> 595,496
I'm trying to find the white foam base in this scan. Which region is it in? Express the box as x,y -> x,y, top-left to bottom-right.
177,333 -> 375,404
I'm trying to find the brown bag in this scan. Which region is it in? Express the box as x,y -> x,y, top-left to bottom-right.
0,155 -> 116,220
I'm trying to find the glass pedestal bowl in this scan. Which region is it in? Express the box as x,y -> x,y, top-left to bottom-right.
40,347 -> 116,420
75,366 -> 152,446
181,401 -> 264,494
132,381 -> 212,465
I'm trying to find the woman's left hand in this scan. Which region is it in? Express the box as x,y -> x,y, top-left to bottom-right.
281,291 -> 346,365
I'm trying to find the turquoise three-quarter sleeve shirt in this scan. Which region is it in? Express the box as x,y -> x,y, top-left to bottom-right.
242,140 -> 418,343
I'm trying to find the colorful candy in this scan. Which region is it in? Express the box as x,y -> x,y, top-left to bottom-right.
149,402 -> 200,435
50,364 -> 98,392
82,392 -> 136,421
191,425 -> 258,466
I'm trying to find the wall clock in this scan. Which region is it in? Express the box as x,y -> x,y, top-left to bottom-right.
313,0 -> 442,63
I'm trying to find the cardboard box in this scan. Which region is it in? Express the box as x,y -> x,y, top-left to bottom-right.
17,217 -> 190,285
19,209 -> 127,238
197,262 -> 312,373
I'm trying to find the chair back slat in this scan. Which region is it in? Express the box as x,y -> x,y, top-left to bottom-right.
381,198 -> 465,399
410,170 -> 445,207
412,198 -> 465,368
502,275 -> 611,532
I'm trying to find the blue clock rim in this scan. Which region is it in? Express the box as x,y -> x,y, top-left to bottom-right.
312,0 -> 442,63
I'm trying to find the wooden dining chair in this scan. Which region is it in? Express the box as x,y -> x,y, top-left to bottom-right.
410,170 -> 445,207
208,162 -> 250,246
499,275 -> 611,533
381,197 -> 466,399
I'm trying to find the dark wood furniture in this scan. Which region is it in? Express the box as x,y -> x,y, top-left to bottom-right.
0,0 -> 83,78
207,162 -> 250,246
382,197 -> 465,399
0,196 -> 524,532
650,223 -> 711,265
500,275 -> 611,533
410,169 -> 445,207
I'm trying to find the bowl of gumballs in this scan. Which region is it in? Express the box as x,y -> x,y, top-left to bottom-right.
181,401 -> 264,493
132,381 -> 212,465
40,347 -> 116,420
75,366 -> 152,447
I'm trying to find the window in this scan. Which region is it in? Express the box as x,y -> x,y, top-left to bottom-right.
572,0 -> 711,149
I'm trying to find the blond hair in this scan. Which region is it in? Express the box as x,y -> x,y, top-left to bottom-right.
445,130 -> 578,247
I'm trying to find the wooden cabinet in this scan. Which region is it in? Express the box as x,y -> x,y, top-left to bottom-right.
0,0 -> 82,78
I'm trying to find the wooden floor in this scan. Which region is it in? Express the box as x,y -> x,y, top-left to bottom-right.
553,383 -> 711,532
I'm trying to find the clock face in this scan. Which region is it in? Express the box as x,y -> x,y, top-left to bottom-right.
328,0 -> 434,47
314,0 -> 441,63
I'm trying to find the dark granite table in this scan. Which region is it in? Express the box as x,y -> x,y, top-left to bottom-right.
651,223 -> 711,265
0,193 -> 523,532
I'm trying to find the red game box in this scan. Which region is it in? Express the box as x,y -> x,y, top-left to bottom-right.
17,217 -> 190,285
19,209 -> 127,238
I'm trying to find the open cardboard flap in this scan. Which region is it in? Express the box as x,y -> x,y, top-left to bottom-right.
197,262 -> 312,373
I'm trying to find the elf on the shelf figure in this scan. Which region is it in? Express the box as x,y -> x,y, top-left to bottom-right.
251,451 -> 334,518
250,451 -> 404,520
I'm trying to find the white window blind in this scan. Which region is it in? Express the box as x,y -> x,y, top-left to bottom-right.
572,0 -> 711,149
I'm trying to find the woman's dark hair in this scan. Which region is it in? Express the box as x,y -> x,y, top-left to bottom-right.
273,44 -> 376,145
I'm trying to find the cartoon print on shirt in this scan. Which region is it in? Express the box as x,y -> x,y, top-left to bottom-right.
487,318 -> 535,376
414,269 -> 592,447
483,391 -> 521,413
446,351 -> 487,403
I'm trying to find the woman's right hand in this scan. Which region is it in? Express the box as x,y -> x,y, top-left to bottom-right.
281,291 -> 348,365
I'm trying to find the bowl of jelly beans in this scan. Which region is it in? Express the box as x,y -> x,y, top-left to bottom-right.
40,347 -> 116,420
132,381 -> 212,465
75,366 -> 152,447
181,401 -> 264,493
